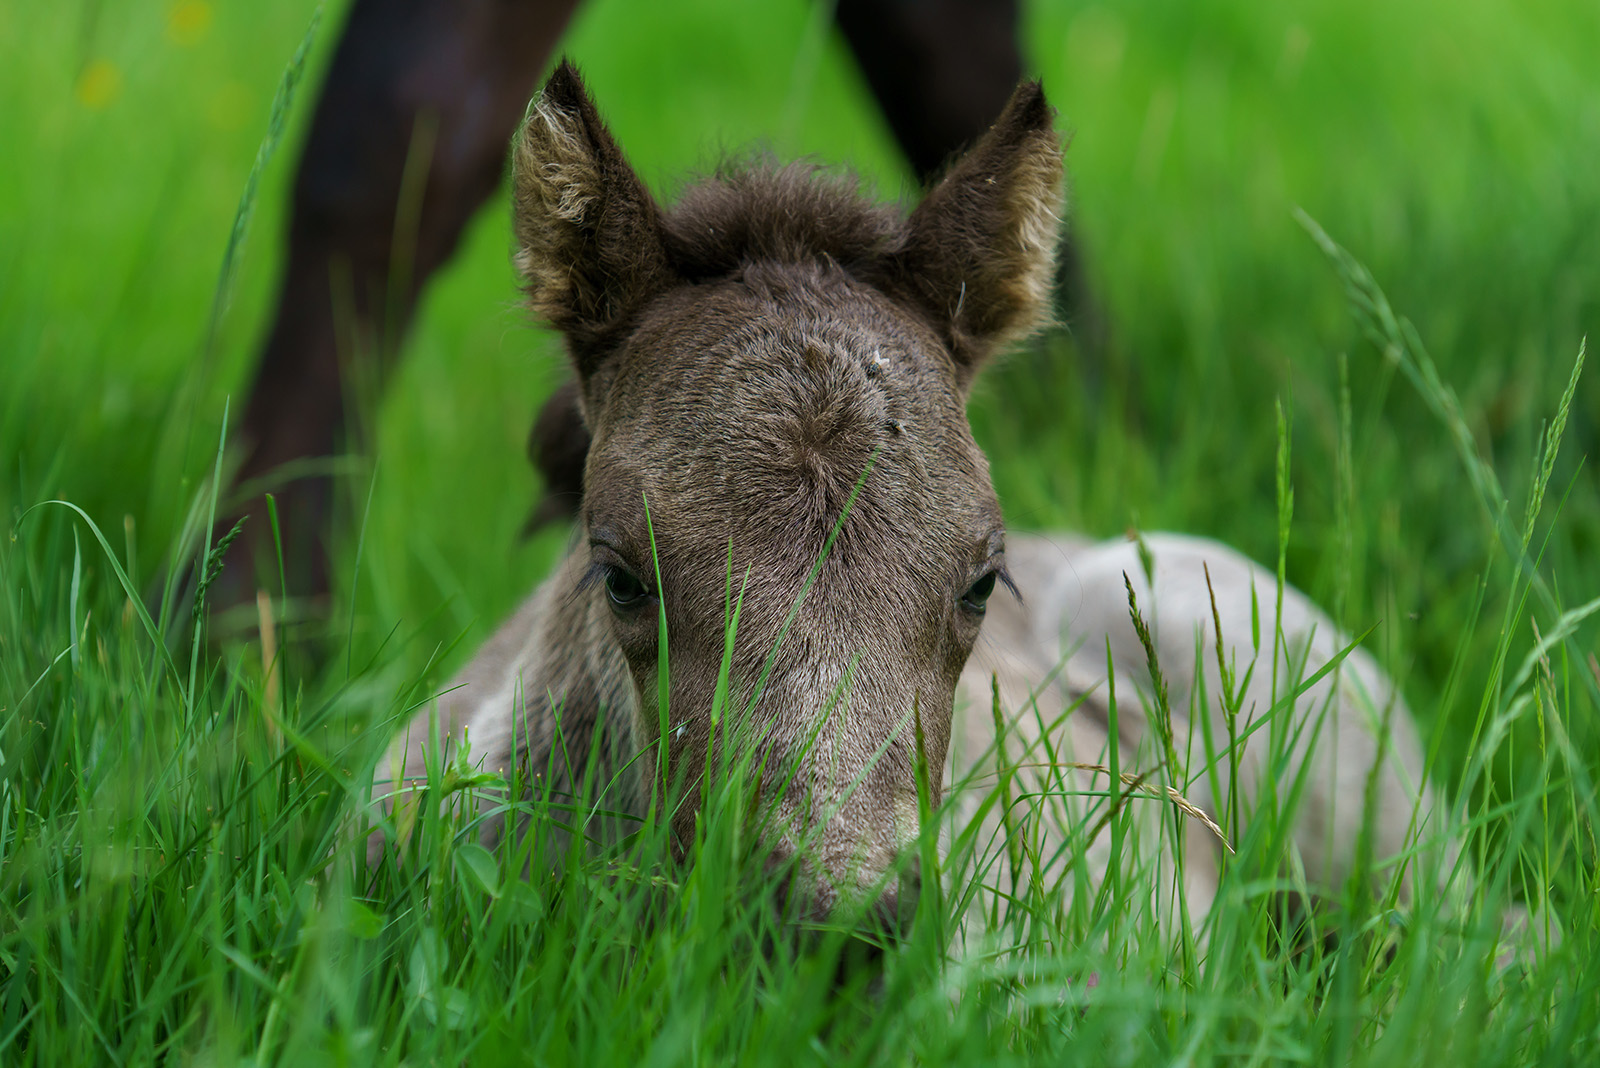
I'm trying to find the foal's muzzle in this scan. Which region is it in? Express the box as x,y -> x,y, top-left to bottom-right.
766,857 -> 924,953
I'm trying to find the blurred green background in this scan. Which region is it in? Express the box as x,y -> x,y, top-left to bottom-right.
3,0 -> 1596,783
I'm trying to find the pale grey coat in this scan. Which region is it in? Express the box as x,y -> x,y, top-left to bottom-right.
380,530 -> 1446,934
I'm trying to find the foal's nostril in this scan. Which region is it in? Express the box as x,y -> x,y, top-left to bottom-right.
862,866 -> 924,945
899,867 -> 923,906
759,851 -> 925,960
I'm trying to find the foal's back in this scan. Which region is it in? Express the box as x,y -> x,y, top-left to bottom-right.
953,532 -> 1442,929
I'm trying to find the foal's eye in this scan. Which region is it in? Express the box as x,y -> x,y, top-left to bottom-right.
604,567 -> 652,611
961,571 -> 998,615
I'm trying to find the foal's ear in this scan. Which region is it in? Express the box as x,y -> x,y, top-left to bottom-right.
893,81 -> 1065,384
513,61 -> 671,379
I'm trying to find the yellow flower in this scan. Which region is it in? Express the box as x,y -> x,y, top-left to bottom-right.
166,0 -> 214,47
76,60 -> 122,110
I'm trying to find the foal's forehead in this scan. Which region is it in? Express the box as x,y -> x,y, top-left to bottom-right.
590,265 -> 999,566
619,265 -> 962,418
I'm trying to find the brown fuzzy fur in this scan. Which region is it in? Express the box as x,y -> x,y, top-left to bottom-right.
376,63 -> 1451,941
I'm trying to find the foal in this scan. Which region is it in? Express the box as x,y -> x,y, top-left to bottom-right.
375,63 -> 1443,939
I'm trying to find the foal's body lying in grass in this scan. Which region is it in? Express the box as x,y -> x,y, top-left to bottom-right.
374,63 -> 1446,941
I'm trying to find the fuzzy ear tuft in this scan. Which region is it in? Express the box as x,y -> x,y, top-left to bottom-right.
513,61 -> 671,377
891,81 -> 1065,382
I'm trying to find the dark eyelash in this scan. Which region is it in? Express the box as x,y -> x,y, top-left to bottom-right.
575,560 -> 609,594
996,563 -> 1022,605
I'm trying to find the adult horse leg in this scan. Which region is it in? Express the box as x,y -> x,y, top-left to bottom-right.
232,0 -> 1094,599
227,0 -> 580,604
834,0 -> 1101,351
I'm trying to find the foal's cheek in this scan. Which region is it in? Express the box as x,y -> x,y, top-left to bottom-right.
618,646 -> 722,753
945,618 -> 986,679
608,624 -> 664,704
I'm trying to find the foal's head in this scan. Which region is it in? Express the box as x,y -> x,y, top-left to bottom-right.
514,63 -> 1063,929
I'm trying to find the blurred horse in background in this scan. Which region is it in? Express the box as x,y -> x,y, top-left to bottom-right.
226,0 -> 1099,602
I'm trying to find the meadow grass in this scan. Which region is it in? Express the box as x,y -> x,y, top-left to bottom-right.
3,0 -> 1598,1063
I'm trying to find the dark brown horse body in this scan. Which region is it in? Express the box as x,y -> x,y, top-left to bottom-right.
374,65 -> 1445,938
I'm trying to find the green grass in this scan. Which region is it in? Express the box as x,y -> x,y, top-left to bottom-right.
3,0 -> 1598,1063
